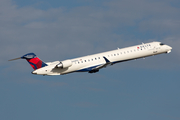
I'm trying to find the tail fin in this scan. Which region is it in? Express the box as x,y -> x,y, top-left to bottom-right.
21,53 -> 47,70
9,53 -> 47,70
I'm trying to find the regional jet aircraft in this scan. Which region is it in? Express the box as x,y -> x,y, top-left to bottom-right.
9,41 -> 172,75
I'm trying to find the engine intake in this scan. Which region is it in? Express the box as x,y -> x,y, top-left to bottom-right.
56,60 -> 72,68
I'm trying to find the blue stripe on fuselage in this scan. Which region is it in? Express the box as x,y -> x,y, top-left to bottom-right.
76,64 -> 102,72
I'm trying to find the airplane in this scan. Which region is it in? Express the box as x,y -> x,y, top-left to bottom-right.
9,41 -> 172,76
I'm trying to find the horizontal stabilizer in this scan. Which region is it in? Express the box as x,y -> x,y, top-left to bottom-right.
8,57 -> 21,61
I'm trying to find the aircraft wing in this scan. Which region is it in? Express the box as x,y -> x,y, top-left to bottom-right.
89,56 -> 112,73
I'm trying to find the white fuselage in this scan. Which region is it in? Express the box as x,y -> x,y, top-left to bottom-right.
32,42 -> 172,75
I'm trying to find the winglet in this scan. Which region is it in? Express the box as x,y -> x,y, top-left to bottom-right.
103,56 -> 110,63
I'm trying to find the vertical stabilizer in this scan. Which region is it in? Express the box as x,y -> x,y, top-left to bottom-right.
21,53 -> 47,70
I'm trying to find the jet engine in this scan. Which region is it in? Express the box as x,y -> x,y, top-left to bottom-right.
56,60 -> 72,68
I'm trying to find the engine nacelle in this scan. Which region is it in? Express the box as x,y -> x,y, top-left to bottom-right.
56,60 -> 72,68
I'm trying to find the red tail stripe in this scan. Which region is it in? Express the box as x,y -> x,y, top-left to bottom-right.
27,57 -> 43,70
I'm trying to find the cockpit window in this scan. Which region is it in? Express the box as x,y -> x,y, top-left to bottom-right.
160,43 -> 165,46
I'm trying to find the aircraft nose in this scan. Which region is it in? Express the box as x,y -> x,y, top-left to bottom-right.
167,45 -> 172,50
166,45 -> 172,53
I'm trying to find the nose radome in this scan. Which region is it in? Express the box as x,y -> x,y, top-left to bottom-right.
165,45 -> 172,53
167,46 -> 172,50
